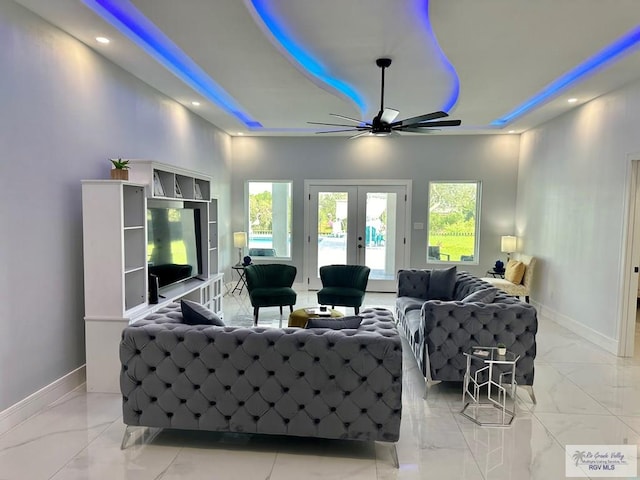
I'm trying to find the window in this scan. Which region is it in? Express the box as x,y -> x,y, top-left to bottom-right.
246,181 -> 292,258
427,181 -> 481,263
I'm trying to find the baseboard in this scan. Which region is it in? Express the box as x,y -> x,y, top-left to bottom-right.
532,300 -> 619,354
0,365 -> 86,436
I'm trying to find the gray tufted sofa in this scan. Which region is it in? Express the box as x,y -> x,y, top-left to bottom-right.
396,270 -> 537,401
119,305 -> 402,460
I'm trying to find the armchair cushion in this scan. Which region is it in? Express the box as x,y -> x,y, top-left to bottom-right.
249,287 -> 297,307
505,260 -> 525,284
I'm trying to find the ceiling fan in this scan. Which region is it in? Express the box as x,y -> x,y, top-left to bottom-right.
309,58 -> 461,139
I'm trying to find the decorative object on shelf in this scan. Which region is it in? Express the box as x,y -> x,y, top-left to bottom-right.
243,255 -> 252,266
497,343 -> 507,356
501,235 -> 517,262
494,260 -> 505,273
152,171 -> 165,196
175,178 -> 183,198
148,273 -> 159,304
233,231 -> 248,264
194,183 -> 203,200
110,158 -> 129,180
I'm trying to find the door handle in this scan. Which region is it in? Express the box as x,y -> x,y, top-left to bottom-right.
358,244 -> 363,249
635,266 -> 639,273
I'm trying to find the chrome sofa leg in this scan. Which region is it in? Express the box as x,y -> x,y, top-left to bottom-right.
376,441 -> 399,468
389,443 -> 399,469
121,425 -> 161,449
120,425 -> 136,450
521,385 -> 537,404
424,379 -> 441,399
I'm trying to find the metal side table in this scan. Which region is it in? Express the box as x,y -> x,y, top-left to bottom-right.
461,346 -> 519,427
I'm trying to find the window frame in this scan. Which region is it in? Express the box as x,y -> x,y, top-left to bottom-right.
426,180 -> 482,265
245,180 -> 293,260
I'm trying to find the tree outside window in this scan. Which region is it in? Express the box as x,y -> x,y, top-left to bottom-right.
247,181 -> 292,258
427,182 -> 480,263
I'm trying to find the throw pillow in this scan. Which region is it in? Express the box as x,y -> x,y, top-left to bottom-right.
181,299 -> 225,326
428,266 -> 457,300
461,287 -> 499,303
305,315 -> 362,330
505,260 -> 526,284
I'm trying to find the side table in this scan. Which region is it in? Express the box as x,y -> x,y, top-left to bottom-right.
461,346 -> 519,427
486,269 -> 505,278
231,264 -> 249,294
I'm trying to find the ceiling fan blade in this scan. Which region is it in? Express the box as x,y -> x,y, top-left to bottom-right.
329,113 -> 369,125
308,121 -> 368,128
380,108 -> 400,124
315,128 -> 364,134
415,119 -> 462,128
396,126 -> 441,134
349,131 -> 372,140
390,110 -> 448,127
396,119 -> 461,131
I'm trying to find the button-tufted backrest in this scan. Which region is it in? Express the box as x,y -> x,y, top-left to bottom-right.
397,269 -> 430,299
120,305 -> 402,443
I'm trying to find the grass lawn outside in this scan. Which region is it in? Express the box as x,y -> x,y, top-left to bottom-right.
429,234 -> 475,262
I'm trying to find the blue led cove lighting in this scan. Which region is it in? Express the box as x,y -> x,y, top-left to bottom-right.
249,0 -> 367,115
492,25 -> 640,127
83,0 -> 262,128
416,0 -> 460,113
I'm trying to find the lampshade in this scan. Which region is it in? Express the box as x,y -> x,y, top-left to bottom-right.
501,235 -> 517,253
233,231 -> 247,248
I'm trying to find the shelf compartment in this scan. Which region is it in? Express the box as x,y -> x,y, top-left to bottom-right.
153,169 -> 175,198
124,228 -> 146,271
124,268 -> 146,311
123,185 -> 145,227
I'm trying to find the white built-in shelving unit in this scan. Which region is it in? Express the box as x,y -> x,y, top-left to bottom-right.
81,160 -> 223,393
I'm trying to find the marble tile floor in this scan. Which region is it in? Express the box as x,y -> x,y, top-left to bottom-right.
2,291 -> 640,479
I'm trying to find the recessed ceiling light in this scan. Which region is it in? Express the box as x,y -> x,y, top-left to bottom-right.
508,130 -> 515,133
191,101 -> 201,106
568,98 -> 578,103
237,132 -> 244,136
96,36 -> 110,44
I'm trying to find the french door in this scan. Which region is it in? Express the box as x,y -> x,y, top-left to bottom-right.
305,181 -> 410,292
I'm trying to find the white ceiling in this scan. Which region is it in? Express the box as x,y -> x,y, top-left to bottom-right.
13,0 -> 640,136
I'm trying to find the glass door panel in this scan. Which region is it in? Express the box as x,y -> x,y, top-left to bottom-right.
308,184 -> 406,292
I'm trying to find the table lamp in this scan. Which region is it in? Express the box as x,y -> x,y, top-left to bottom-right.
501,235 -> 517,262
233,231 -> 247,265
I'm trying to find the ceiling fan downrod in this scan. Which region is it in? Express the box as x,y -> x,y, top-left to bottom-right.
376,57 -> 392,113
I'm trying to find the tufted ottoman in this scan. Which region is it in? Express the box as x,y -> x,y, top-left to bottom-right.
119,305 -> 402,464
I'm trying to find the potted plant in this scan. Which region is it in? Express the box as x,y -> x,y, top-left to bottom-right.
497,343 -> 507,356
110,158 -> 130,180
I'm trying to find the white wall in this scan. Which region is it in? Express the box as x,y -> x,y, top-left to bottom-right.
516,77 -> 640,350
231,134 -> 521,280
0,1 -> 232,411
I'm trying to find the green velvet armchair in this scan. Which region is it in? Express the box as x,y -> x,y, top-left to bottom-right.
244,264 -> 297,325
316,264 -> 370,314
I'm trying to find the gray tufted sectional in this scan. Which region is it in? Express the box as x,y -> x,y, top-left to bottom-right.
119,305 -> 402,461
396,270 -> 537,400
